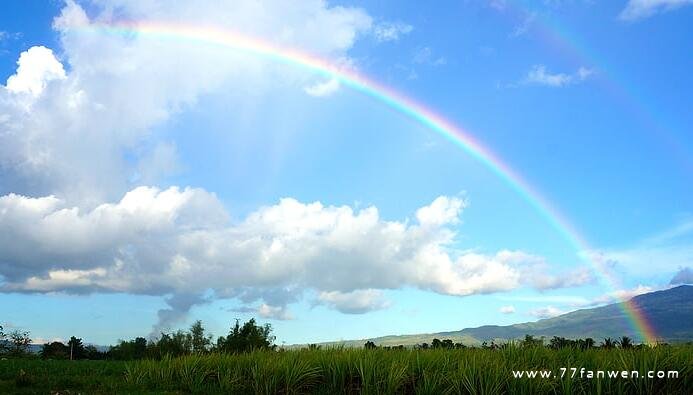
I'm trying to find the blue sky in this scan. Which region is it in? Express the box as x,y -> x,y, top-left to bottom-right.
0,0 -> 691,345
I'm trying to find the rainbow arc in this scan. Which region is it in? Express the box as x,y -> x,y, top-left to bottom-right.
72,20 -> 658,343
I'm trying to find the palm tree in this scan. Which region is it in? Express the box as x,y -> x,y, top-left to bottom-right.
601,337 -> 616,349
618,336 -> 634,349
583,338 -> 595,349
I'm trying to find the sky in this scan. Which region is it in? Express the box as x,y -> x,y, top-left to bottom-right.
0,0 -> 691,346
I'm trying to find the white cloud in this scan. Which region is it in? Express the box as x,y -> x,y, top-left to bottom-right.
529,305 -> 565,319
5,46 -> 66,96
620,0 -> 693,21
304,78 -> 340,97
0,0 -> 597,331
499,305 -> 515,314
488,0 -> 507,11
591,285 -> 655,305
670,267 -> 693,285
522,65 -> 593,87
0,189 -> 586,328
510,12 -> 536,37
134,142 -> 180,184
317,289 -> 390,314
0,0 -> 373,204
415,196 -> 465,227
372,21 -> 413,42
584,219 -> 693,278
413,47 -> 446,66
258,303 -> 293,320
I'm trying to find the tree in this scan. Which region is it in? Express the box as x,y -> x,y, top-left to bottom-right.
0,325 -> 7,354
8,330 -> 31,357
215,319 -> 276,353
364,341 -> 377,349
618,336 -> 634,349
549,336 -> 575,349
578,338 -> 595,350
153,330 -> 191,358
521,334 -> 543,348
41,342 -> 70,359
108,337 -> 148,360
189,320 -> 212,354
84,345 -> 105,360
601,337 -> 616,349
68,337 -> 85,360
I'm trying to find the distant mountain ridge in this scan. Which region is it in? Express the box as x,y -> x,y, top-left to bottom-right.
312,285 -> 693,347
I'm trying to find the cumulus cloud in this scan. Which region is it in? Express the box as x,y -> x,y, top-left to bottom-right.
619,0 -> 693,21
0,188 -> 587,329
5,46 -> 66,96
317,289 -> 390,314
499,305 -> 515,314
670,267 -> 693,285
372,21 -> 413,42
258,304 -> 293,320
0,0 -> 596,331
304,78 -> 340,97
154,293 -> 210,334
0,0 -> 373,203
521,65 -> 593,87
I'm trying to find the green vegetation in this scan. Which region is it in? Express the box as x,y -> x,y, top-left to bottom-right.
1,319 -> 691,393
1,343 -> 690,394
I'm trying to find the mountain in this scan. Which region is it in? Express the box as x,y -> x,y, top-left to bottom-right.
313,285 -> 693,347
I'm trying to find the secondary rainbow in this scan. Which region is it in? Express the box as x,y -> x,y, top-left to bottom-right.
73,20 -> 658,343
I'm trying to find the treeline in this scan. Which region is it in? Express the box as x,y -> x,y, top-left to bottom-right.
1,319 -> 275,360
397,334 -> 649,351
1,322 -> 669,361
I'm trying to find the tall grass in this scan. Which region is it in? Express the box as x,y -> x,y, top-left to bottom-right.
119,345 -> 691,394
1,345 -> 690,393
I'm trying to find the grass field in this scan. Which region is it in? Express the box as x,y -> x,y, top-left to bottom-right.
0,345 -> 690,394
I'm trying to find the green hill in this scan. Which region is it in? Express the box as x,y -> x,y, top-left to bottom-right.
308,285 -> 692,347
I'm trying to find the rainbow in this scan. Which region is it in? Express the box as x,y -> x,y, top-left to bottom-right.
500,4 -> 691,172
69,20 -> 658,343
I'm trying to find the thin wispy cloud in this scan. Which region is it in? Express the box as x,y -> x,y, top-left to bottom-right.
620,0 -> 693,21
529,305 -> 566,319
521,65 -> 594,87
372,21 -> 413,42
499,305 -> 516,314
412,47 -> 446,66
585,219 -> 693,278
510,12 -> 537,37
304,78 -> 340,97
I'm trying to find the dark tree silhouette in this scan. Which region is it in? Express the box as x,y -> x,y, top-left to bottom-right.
215,318 -> 276,354
364,341 -> 377,349
41,342 -> 70,359
601,337 -> 616,349
189,320 -> 212,354
521,335 -> 543,348
0,325 -> 6,354
8,330 -> 31,357
68,337 -> 85,360
618,336 -> 634,349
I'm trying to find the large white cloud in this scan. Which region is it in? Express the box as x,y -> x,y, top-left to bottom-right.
0,188 -> 589,327
0,1 -> 591,332
5,46 -> 66,96
0,0 -> 375,204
